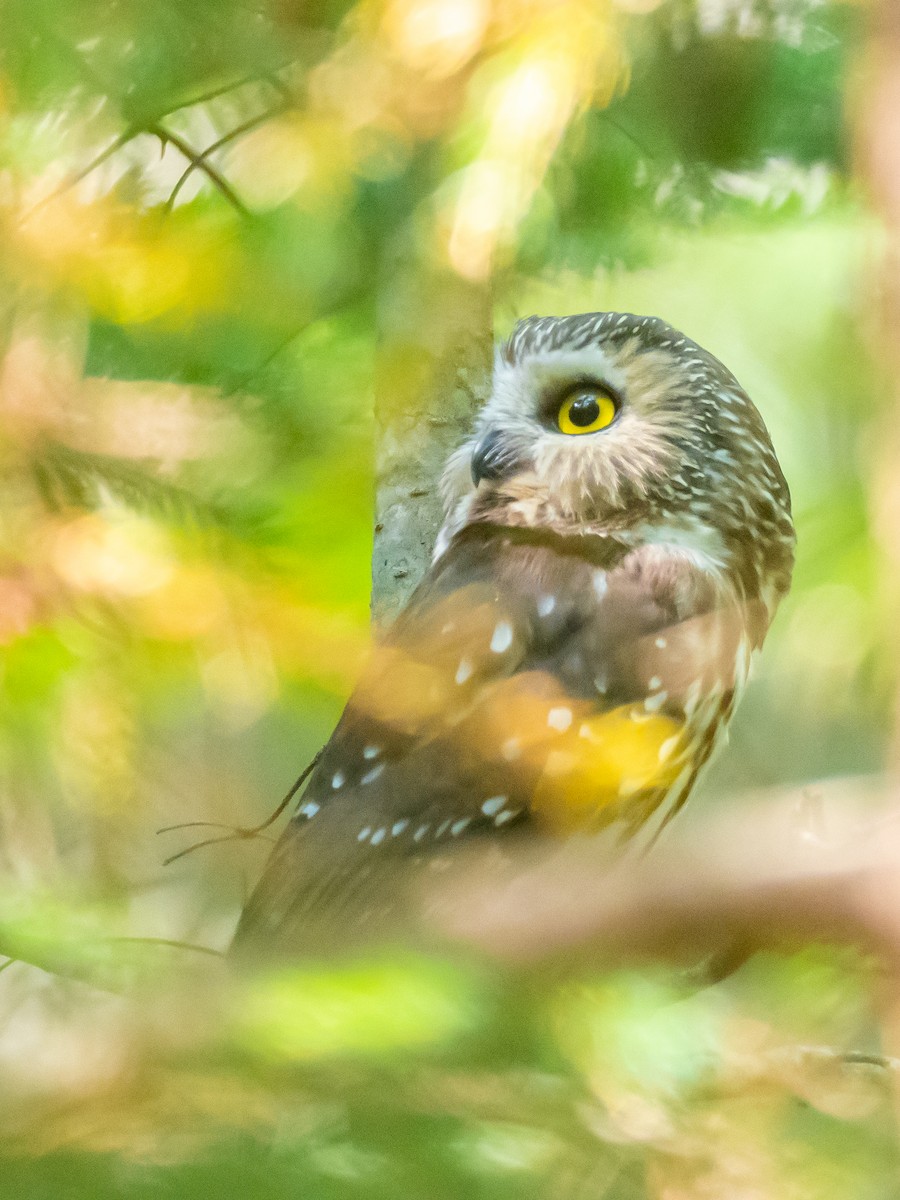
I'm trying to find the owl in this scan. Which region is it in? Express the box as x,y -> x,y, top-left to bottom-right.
232,312 -> 794,959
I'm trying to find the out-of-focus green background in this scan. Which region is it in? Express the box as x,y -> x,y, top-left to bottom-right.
1,0 -> 898,1195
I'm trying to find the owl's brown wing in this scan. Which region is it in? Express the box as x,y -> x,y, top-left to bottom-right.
232,523 -> 758,960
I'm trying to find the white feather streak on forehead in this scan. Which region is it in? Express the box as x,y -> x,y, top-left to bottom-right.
487,345 -> 628,430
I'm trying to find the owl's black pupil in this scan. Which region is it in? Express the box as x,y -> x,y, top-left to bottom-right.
568,393 -> 601,427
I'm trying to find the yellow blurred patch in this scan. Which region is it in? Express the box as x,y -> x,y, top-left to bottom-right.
16,195 -> 232,324
532,705 -> 685,833
226,115 -> 354,212
382,0 -> 489,78
50,513 -> 173,598
354,644 -> 453,734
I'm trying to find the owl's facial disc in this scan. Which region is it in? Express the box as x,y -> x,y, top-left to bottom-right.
472,382 -> 621,486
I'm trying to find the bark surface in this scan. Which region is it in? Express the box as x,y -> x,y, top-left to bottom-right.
372,268 -> 491,623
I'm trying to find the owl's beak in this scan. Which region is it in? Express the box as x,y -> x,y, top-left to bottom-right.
471,429 -> 514,486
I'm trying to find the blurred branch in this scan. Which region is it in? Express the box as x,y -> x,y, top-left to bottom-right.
146,122 -> 250,216
21,109 -> 265,224
156,69 -> 295,119
0,925 -> 224,995
425,778 -> 900,967
158,751 -> 322,866
19,129 -> 139,223
33,441 -> 226,528
163,104 -> 290,213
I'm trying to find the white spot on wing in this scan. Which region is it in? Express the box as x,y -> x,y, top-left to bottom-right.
537,595 -> 556,617
331,771 -> 345,790
490,621 -> 514,653
357,826 -> 371,842
501,737 -> 521,761
495,809 -> 518,825
392,819 -> 409,837
363,745 -> 380,760
658,735 -> 680,763
644,690 -> 668,713
592,571 -> 608,599
361,764 -> 385,785
481,795 -> 506,816
455,658 -> 473,685
451,818 -> 471,836
300,801 -> 320,818
370,828 -> 386,845
547,706 -> 573,732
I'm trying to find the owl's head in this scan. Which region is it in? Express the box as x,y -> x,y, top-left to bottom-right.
440,312 -> 794,597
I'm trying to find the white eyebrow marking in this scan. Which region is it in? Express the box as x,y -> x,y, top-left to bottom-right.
490,621 -> 513,653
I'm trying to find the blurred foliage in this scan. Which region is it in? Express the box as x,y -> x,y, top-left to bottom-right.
0,0 -> 896,1195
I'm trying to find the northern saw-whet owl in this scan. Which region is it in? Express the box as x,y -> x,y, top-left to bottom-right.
233,311 -> 795,958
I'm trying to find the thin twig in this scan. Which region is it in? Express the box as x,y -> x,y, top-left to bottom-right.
146,122 -> 250,216
261,72 -> 298,106
156,70 -> 293,119
159,750 -> 323,866
220,323 -> 309,398
163,105 -> 286,213
19,128 -> 138,224
601,112 -> 657,162
106,936 -> 224,958
842,1050 -> 900,1072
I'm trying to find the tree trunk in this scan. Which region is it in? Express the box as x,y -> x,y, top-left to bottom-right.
372,265 -> 492,624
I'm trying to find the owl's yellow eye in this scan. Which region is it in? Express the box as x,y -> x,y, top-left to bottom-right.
557,389 -> 617,436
